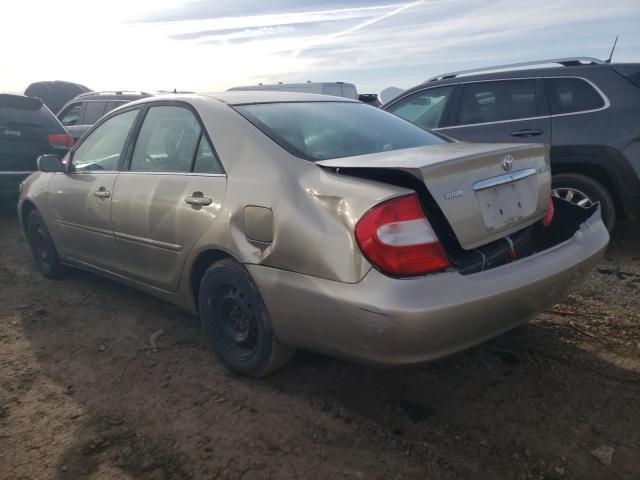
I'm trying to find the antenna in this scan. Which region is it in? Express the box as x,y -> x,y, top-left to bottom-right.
606,36 -> 619,63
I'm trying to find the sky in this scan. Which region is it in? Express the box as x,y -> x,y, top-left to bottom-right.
1,0 -> 639,96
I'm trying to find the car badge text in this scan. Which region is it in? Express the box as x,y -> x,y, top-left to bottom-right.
444,189 -> 463,200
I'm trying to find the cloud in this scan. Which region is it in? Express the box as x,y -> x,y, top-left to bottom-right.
0,0 -> 638,93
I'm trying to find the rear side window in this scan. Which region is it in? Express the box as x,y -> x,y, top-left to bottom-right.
71,109 -> 139,172
131,106 -> 202,172
544,78 -> 605,114
58,103 -> 82,126
454,80 -> 542,125
193,136 -> 223,174
82,101 -> 108,124
235,102 -> 446,161
385,85 -> 454,129
0,95 -> 61,131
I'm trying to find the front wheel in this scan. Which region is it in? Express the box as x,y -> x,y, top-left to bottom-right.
198,258 -> 295,378
26,210 -> 66,278
551,173 -> 616,231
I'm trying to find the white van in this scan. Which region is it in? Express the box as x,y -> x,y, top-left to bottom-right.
228,82 -> 358,100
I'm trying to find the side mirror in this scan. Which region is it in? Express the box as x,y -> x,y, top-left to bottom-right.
37,154 -> 64,173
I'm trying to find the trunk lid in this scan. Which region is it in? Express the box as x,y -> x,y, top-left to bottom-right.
317,142 -> 550,250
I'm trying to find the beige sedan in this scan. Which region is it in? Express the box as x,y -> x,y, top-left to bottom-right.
18,92 -> 609,377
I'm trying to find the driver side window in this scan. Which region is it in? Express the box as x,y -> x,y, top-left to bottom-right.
386,86 -> 454,130
71,109 -> 139,172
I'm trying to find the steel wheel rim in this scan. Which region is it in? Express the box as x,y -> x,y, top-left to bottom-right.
32,222 -> 51,264
551,187 -> 595,208
211,284 -> 259,361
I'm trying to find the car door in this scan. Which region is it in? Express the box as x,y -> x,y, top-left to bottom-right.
47,108 -> 141,272
111,103 -> 226,292
436,79 -> 551,144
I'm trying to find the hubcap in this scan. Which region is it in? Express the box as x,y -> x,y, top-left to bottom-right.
551,187 -> 595,208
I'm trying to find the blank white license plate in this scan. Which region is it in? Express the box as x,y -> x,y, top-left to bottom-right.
475,182 -> 528,229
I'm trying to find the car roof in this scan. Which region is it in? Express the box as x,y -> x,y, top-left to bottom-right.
202,91 -> 359,105
73,91 -> 151,101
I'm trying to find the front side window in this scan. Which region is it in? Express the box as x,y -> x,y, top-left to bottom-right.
544,78 -> 605,115
58,103 -> 82,126
235,102 -> 447,161
71,109 -> 139,172
83,101 -> 108,125
385,86 -> 454,130
454,79 -> 542,125
130,106 -> 202,172
105,101 -> 128,115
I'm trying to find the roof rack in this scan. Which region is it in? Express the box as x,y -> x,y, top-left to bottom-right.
76,90 -> 152,98
423,57 -> 607,83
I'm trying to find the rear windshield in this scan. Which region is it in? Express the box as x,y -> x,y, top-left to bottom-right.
235,102 -> 447,161
0,96 -> 61,131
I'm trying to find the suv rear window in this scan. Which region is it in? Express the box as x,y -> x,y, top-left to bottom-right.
544,78 -> 605,114
0,94 -> 62,131
454,79 -> 542,125
235,102 -> 446,161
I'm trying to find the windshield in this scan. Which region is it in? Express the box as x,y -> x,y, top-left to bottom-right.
235,101 -> 447,161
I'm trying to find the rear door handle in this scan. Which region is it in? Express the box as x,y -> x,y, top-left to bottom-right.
94,187 -> 111,198
185,192 -> 213,206
511,129 -> 543,138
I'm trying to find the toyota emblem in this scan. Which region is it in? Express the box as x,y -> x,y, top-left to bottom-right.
502,155 -> 514,171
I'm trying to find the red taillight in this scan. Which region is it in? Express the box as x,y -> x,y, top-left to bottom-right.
355,193 -> 450,276
542,196 -> 555,227
47,133 -> 74,149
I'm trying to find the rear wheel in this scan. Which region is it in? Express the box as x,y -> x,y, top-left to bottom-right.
551,173 -> 616,231
198,258 -> 295,378
26,210 -> 66,278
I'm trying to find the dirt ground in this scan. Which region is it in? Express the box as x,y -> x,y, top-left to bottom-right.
1,207 -> 638,480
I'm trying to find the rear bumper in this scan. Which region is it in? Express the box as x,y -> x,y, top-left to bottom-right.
0,171 -> 31,203
248,209 -> 609,366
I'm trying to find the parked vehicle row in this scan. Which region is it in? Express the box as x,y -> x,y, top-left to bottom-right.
381,57 -> 640,231
57,91 -> 152,140
19,92 -> 609,377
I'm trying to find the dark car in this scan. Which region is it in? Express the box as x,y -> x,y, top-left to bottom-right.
0,94 -> 73,203
57,91 -> 151,140
24,80 -> 92,114
382,57 -> 640,230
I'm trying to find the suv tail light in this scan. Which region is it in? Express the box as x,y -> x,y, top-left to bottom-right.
355,193 -> 450,276
47,133 -> 74,149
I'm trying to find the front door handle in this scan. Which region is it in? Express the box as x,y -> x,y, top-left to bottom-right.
185,192 -> 213,206
511,129 -> 543,138
94,187 -> 111,198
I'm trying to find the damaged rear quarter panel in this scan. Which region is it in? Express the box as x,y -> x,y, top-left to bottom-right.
181,98 -> 411,286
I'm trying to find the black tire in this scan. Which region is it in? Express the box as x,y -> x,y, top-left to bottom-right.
551,173 -> 616,231
198,258 -> 295,378
26,210 -> 66,278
